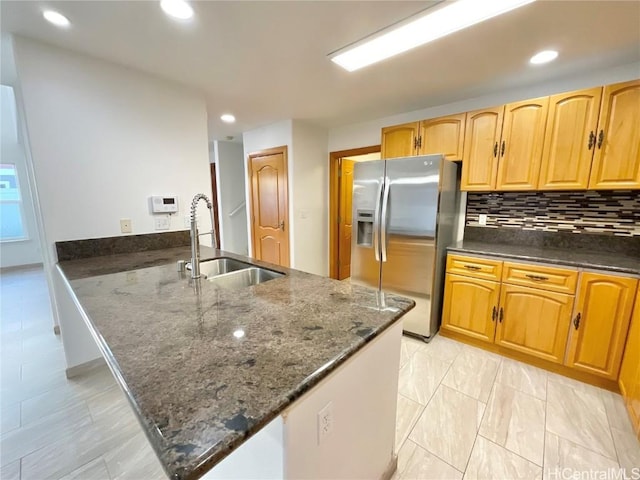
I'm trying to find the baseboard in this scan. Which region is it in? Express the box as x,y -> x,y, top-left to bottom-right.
53,324 -> 60,335
380,455 -> 398,480
65,357 -> 105,379
0,262 -> 44,273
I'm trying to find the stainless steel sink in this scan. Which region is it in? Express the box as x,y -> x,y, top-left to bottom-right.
187,257 -> 254,279
206,267 -> 284,289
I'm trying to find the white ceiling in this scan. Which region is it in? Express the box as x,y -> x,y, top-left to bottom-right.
1,1 -> 639,142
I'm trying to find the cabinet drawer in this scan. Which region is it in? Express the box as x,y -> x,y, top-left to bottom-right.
446,254 -> 503,281
502,262 -> 577,294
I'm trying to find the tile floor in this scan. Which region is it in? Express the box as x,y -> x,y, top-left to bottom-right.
1,266 -> 639,479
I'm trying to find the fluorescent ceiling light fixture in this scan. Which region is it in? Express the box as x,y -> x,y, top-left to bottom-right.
530,50 -> 558,65
220,114 -> 236,123
43,10 -> 70,28
160,0 -> 194,20
331,0 -> 536,72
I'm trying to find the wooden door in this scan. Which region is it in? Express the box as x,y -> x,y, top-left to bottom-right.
337,159 -> 355,279
441,273 -> 499,343
619,285 -> 640,435
566,273 -> 638,379
461,107 -> 504,191
381,122 -> 420,159
538,88 -> 603,190
589,79 -> 640,189
418,113 -> 466,161
495,284 -> 573,364
209,163 -> 221,248
496,97 -> 549,190
248,147 -> 290,267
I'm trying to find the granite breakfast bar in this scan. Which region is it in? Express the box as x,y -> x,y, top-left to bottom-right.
55,246 -> 415,480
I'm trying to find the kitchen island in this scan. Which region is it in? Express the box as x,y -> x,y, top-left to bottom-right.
56,247 -> 414,480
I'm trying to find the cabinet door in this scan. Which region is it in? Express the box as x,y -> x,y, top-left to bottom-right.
381,122 -> 420,159
619,285 -> 640,434
419,113 -> 466,161
566,273 -> 638,379
496,97 -> 549,190
538,88 -> 602,190
589,79 -> 640,189
441,273 -> 499,343
461,107 -> 504,191
495,284 -> 573,364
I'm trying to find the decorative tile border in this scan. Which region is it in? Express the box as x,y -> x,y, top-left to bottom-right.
466,191 -> 640,237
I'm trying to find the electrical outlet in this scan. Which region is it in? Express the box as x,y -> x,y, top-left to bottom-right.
478,214 -> 487,226
317,401 -> 334,445
154,216 -> 170,231
120,219 -> 132,233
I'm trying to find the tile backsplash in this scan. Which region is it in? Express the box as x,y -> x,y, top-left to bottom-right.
466,190 -> 640,237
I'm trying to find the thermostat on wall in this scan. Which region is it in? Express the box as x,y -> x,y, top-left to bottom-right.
149,196 -> 178,214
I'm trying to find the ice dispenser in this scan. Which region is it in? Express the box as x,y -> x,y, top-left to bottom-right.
356,209 -> 374,247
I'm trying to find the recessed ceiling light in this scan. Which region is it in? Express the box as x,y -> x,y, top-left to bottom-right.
330,0 -> 535,72
160,0 -> 194,20
43,10 -> 71,28
233,329 -> 245,339
220,114 -> 236,123
530,50 -> 559,65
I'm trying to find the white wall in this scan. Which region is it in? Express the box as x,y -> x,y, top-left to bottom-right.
14,37 -> 212,251
13,37 -> 211,370
328,61 -> 640,152
213,140 -> 248,255
1,85 -> 42,268
291,122 -> 328,276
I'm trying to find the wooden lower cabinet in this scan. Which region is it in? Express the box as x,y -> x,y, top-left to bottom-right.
565,272 -> 638,379
441,273 -> 499,344
495,284 -> 573,364
618,285 -> 640,436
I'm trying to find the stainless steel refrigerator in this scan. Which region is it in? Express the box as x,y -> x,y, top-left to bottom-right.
350,154 -> 459,340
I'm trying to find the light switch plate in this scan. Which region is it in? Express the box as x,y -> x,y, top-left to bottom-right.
478,214 -> 487,226
155,216 -> 170,231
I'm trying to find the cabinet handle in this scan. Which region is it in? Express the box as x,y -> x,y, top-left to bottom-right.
573,312 -> 581,330
597,130 -> 604,149
493,142 -> 498,158
463,265 -> 481,270
499,307 -> 504,323
418,136 -> 422,149
587,131 -> 595,150
501,140 -> 506,157
413,137 -> 418,150
492,306 -> 497,322
525,274 -> 549,281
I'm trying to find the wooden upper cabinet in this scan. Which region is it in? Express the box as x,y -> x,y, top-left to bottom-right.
619,284 -> 640,435
495,284 -> 573,364
496,97 -> 549,191
381,122 -> 420,159
441,273 -> 499,344
461,107 -> 504,191
589,79 -> 640,189
419,113 -> 466,160
566,272 -> 638,379
538,88 -> 603,190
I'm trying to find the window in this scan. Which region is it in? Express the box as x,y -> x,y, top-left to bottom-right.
0,164 -> 27,241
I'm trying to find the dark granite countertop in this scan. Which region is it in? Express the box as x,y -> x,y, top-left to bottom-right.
449,240 -> 640,276
58,248 -> 414,480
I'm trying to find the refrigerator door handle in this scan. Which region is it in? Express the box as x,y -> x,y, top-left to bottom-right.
380,176 -> 391,262
373,178 -> 384,262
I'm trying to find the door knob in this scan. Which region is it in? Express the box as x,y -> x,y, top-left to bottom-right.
279,221 -> 285,231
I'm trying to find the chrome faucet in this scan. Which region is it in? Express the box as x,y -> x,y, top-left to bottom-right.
189,193 -> 217,279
